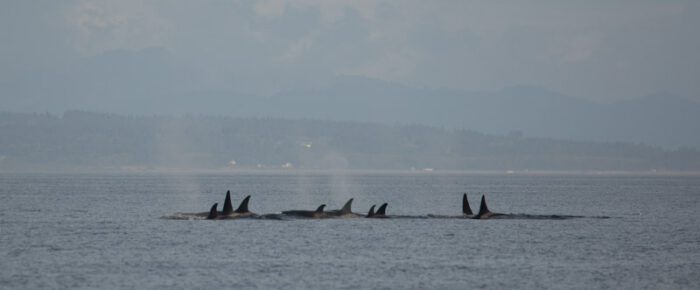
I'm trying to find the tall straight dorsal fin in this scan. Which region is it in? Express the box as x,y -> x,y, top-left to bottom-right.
376,203 -> 388,215
462,193 -> 473,215
340,198 -> 354,213
223,191 -> 233,215
207,203 -> 219,219
477,195 -> 491,216
234,195 -> 251,213
366,205 -> 376,217
315,204 -> 326,213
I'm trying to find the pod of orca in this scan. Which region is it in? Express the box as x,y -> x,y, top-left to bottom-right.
162,191 -> 608,220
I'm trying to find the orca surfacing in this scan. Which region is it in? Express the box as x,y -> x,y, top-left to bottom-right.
223,191 -> 254,216
282,204 -> 329,218
470,194 -> 587,220
462,193 -> 473,216
326,198 -> 363,218
206,191 -> 257,219
472,194 -> 506,219
366,203 -> 389,218
162,190 -> 599,221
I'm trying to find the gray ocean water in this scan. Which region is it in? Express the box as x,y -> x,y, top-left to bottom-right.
1,173 -> 698,289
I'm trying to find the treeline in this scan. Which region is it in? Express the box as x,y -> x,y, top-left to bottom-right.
1,111 -> 699,171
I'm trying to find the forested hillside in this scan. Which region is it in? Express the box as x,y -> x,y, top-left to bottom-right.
1,111 -> 699,172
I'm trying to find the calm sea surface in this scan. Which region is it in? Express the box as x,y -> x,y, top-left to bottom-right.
1,173 -> 698,289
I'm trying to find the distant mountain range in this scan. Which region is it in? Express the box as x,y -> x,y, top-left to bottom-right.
261,77 -> 700,149
3,48 -> 698,148
160,76 -> 700,149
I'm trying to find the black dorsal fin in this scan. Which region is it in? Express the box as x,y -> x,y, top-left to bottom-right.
315,204 -> 326,213
477,195 -> 491,217
340,198 -> 354,213
234,195 -> 251,213
207,203 -> 219,219
462,193 -> 473,215
223,191 -> 233,215
376,203 -> 388,215
367,205 -> 376,217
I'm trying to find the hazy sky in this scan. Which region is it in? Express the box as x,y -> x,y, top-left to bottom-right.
2,0 -> 699,105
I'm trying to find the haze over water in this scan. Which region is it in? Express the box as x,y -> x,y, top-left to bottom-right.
1,173 -> 698,289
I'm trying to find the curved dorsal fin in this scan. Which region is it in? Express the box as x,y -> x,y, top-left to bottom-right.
477,195 -> 491,217
376,203 -> 388,215
315,204 -> 326,213
222,191 -> 233,215
462,193 -> 473,215
366,205 -> 376,217
340,198 -> 354,213
207,203 -> 219,219
235,195 -> 251,213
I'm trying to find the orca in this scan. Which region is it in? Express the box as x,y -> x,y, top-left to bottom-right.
471,194 -> 592,220
231,194 -> 254,216
462,193 -> 473,216
222,190 -> 234,215
366,205 -> 376,218
473,195 -> 505,219
164,191 -> 257,220
282,204 -> 328,218
206,203 -> 221,219
197,190 -> 234,216
211,191 -> 256,218
326,198 -> 363,218
367,203 -> 389,218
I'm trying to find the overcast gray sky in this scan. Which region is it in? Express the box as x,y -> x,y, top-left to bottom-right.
2,0 -> 699,105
